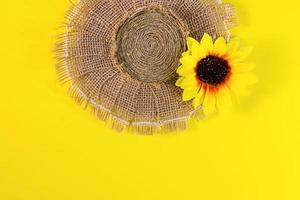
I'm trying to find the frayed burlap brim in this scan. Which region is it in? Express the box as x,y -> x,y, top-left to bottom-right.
55,0 -> 236,134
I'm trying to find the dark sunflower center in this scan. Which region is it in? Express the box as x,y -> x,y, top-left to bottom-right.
196,56 -> 230,86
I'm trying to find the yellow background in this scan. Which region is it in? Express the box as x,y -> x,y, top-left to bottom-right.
1,0 -> 299,199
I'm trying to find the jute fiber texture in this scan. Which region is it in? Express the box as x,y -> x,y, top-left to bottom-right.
56,0 -> 236,134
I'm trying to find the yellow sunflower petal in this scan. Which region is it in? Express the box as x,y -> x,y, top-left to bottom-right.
213,36 -> 227,56
180,74 -> 199,89
229,72 -> 257,96
200,33 -> 213,53
175,76 -> 184,87
203,92 -> 216,116
177,65 -> 195,77
179,55 -> 197,69
230,46 -> 253,61
232,63 -> 256,73
191,42 -> 207,60
216,86 -> 232,110
230,85 -> 251,97
187,37 -> 199,54
181,51 -> 189,57
183,87 -> 200,101
232,72 -> 258,86
193,86 -> 205,108
227,37 -> 240,54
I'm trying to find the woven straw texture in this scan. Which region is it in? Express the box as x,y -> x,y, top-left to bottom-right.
56,0 -> 236,134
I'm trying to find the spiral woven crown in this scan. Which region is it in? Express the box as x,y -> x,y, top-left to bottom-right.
56,0 -> 236,134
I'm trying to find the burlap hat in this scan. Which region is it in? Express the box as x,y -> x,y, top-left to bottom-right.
56,0 -> 236,134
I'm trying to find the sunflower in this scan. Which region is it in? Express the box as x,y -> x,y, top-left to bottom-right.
176,33 -> 257,116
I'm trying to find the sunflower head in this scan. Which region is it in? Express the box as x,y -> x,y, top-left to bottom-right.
176,33 -> 257,116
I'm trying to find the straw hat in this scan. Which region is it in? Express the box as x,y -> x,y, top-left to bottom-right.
56,0 -> 236,134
